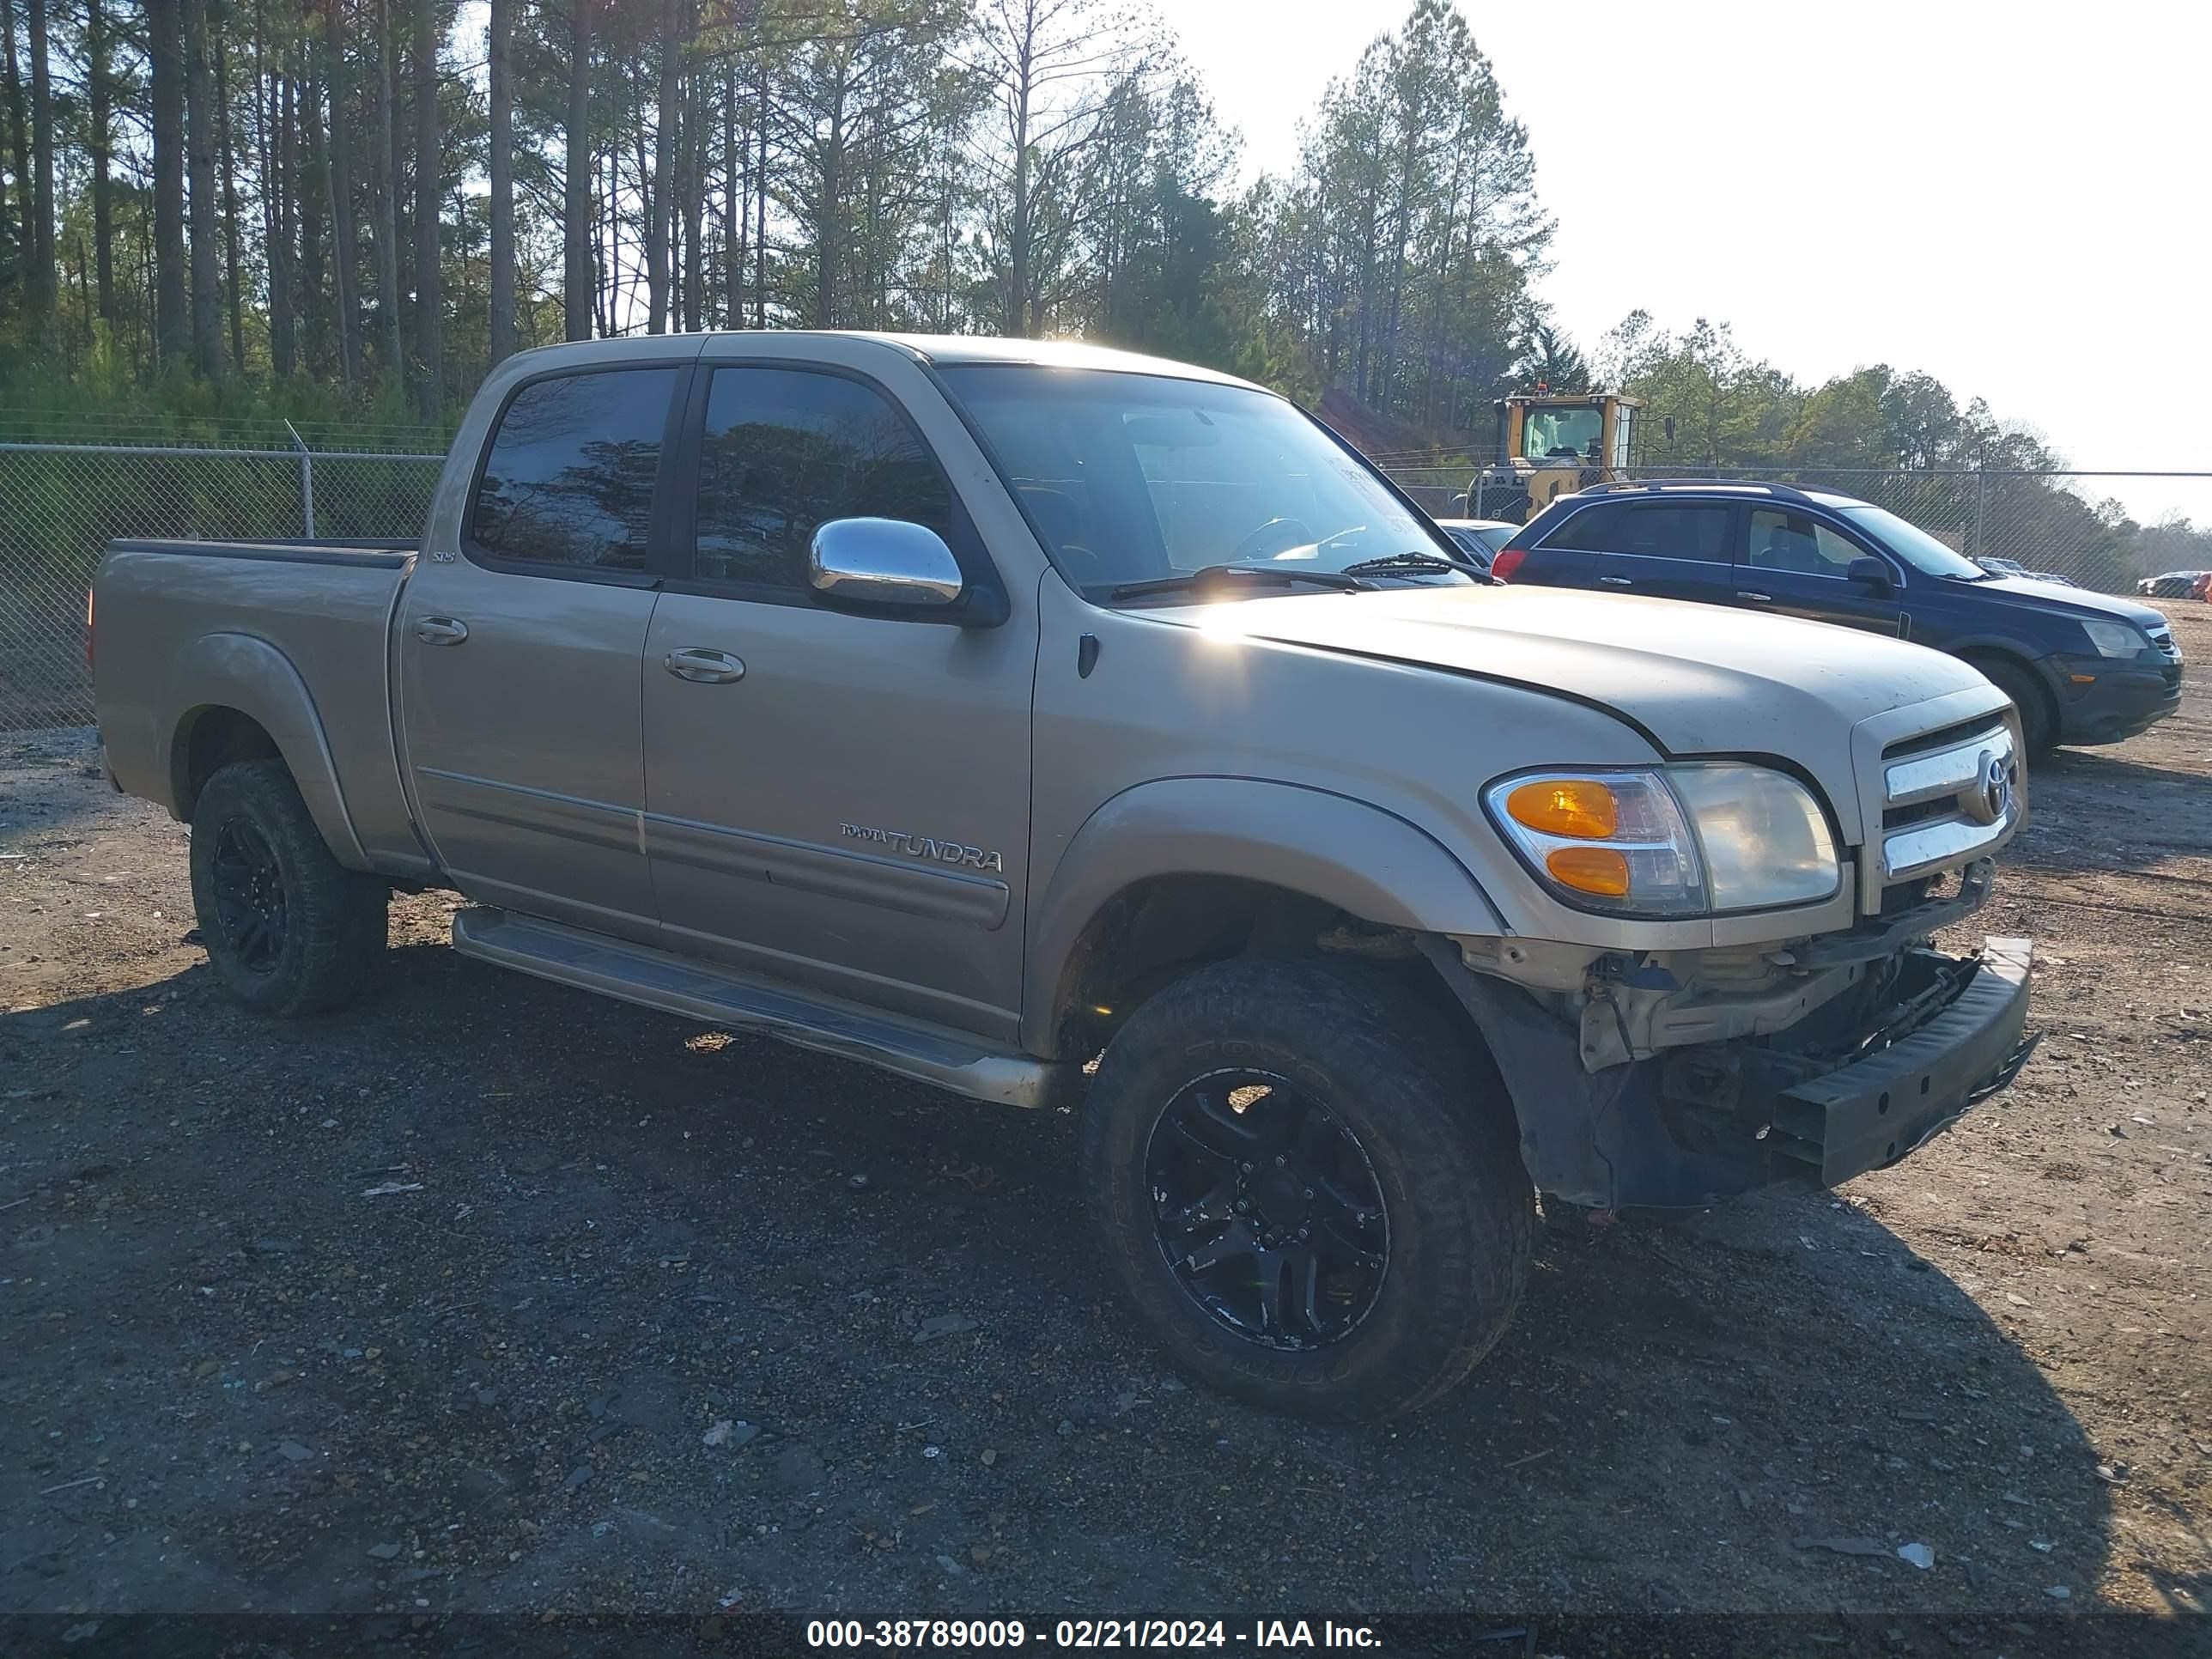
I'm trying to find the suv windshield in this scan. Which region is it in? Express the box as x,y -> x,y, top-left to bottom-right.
936,364 -> 1461,599
1840,504 -> 1987,580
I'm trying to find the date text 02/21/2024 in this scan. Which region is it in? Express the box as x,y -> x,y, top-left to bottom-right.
804,1620 -> 1382,1650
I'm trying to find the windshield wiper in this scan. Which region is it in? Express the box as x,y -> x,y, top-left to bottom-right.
1340,551 -> 1467,578
1107,564 -> 1370,601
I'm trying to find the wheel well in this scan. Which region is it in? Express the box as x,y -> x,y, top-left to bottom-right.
1957,647 -> 2057,735
175,707 -> 283,817
1050,874 -> 1457,1059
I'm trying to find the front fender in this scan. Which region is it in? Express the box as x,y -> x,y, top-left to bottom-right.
1022,777 -> 1505,1055
163,632 -> 369,868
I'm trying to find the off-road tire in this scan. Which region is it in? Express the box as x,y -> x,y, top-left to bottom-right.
1079,956 -> 1534,1420
1972,656 -> 2055,758
188,759 -> 388,1017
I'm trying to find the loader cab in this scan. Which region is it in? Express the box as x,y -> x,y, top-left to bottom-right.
1469,392 -> 1641,524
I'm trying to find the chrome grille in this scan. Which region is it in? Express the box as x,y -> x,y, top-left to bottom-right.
1876,717 -> 2019,885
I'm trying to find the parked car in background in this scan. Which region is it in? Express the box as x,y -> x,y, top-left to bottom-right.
1975,555 -> 2075,586
93,334 -> 2041,1420
2138,571 -> 2209,599
1491,480 -> 2182,754
1429,516 -> 1518,569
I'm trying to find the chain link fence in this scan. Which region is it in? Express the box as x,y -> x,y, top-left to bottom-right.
1382,463 -> 2212,595
5,436 -> 2209,732
1,440 -> 444,730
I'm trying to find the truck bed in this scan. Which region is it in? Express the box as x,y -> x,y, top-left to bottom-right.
93,537 -> 426,877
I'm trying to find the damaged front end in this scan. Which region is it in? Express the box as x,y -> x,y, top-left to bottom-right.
1424,860 -> 2037,1210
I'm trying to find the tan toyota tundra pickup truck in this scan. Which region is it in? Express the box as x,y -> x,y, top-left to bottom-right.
92,334 -> 2037,1419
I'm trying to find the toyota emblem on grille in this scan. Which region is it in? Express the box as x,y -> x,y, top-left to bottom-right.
1962,749 -> 2011,826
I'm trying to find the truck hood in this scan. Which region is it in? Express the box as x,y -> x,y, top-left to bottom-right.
1167,586 -> 2004,843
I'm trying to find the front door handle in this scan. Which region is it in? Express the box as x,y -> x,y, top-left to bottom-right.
1735,590 -> 1775,603
415,616 -> 469,645
1597,575 -> 1632,588
664,647 -> 746,684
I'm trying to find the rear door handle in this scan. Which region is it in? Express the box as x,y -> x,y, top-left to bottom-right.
415,616 -> 469,645
664,647 -> 745,684
1735,590 -> 1774,603
1597,575 -> 1632,587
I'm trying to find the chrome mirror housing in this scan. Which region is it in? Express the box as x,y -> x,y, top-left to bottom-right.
809,518 -> 964,610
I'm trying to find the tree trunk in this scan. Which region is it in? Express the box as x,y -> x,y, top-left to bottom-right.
183,0 -> 225,379
300,64 -> 330,375
487,0 -> 515,363
22,0 -> 52,331
0,0 -> 25,309
681,14 -> 703,333
322,0 -> 360,384
1007,42 -> 1030,337
411,0 -> 443,413
646,0 -> 678,333
722,52 -> 742,329
374,0 -> 404,374
216,29 -> 246,372
148,0 -> 187,368
754,53 -> 767,328
564,0 -> 594,341
87,0 -> 115,323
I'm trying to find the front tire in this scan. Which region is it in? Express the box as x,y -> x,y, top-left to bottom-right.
1972,656 -> 2055,757
188,759 -> 388,1017
1078,957 -> 1533,1419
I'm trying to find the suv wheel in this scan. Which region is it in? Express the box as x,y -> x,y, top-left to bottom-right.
1971,656 -> 2055,757
1078,956 -> 1533,1419
189,759 -> 389,1016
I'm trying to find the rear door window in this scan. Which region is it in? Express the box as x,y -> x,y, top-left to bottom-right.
1543,501 -> 1732,561
469,368 -> 680,572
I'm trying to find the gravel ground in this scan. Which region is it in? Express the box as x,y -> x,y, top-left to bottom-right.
2,608 -> 2207,1638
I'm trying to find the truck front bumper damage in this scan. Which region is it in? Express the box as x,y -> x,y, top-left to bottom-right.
1765,936 -> 2033,1188
1425,935 -> 2034,1211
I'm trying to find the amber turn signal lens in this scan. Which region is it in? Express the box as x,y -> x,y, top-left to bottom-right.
1506,778 -> 1620,840
1545,845 -> 1632,897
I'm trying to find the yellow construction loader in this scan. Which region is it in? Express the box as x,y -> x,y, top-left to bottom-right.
1467,392 -> 1643,523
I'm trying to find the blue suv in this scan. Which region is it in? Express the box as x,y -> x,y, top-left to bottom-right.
1491,481 -> 2182,754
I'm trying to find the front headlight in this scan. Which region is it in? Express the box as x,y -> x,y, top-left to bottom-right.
1484,765 -> 1840,917
2080,619 -> 2147,659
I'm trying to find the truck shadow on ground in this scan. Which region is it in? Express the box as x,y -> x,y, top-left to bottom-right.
2035,747 -> 2209,791
1,939 -> 2119,1620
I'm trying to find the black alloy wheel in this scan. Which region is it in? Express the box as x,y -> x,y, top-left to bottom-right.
1146,1068 -> 1389,1350
210,817 -> 289,975
187,758 -> 389,1016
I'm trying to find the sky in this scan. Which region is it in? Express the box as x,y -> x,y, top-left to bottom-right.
1166,0 -> 2212,526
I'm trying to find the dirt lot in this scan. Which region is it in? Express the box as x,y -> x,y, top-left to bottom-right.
3,610 -> 2207,1641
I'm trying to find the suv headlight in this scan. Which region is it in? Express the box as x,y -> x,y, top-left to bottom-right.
1483,765 -> 1840,917
2080,619 -> 2147,659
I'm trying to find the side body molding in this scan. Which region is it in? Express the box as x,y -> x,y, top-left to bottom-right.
163,632 -> 370,869
1022,777 -> 1507,1056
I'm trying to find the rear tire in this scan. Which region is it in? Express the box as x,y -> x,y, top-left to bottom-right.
1972,656 -> 2055,757
188,759 -> 388,1017
1078,956 -> 1533,1420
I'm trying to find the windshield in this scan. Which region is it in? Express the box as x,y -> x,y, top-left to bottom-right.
1840,505 -> 1988,580
1522,406 -> 1601,461
935,365 -> 1459,598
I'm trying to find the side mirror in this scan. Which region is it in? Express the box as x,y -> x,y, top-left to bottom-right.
809,517 -> 964,612
1847,556 -> 1895,593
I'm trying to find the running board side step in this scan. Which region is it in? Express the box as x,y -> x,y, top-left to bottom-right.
450,908 -> 1076,1110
